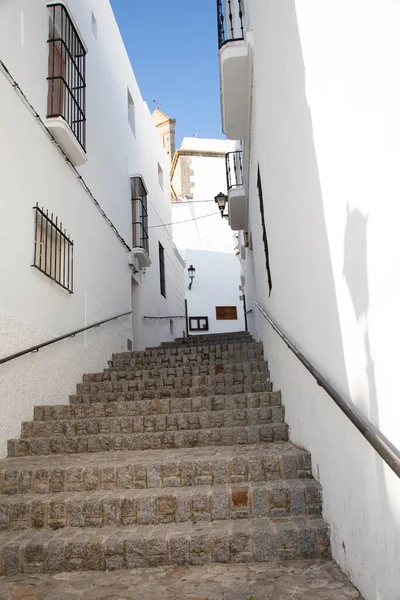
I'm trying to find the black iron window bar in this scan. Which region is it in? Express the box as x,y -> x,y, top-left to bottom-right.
131,177 -> 149,255
226,150 -> 244,190
32,203 -> 74,293
47,3 -> 87,150
217,0 -> 244,49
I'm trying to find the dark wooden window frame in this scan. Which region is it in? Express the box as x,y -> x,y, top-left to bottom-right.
159,242 -> 166,298
189,317 -> 209,331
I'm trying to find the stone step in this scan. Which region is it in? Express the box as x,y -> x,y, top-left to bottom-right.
74,372 -> 271,401
91,361 -> 268,381
21,406 -> 285,439
7,423 -> 289,457
159,336 -> 256,350
0,480 -> 323,532
0,443 -> 312,496
34,392 -> 282,422
165,332 -> 253,345
110,349 -> 264,370
113,341 -> 263,361
0,516 -> 331,575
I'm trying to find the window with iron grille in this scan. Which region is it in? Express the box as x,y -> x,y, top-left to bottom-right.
47,3 -> 86,150
131,177 -> 149,254
159,242 -> 166,298
32,203 -> 74,293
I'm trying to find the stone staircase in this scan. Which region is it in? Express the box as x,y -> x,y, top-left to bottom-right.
0,331 -> 330,575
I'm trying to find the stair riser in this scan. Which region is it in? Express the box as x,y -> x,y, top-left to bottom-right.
77,372 -> 270,394
0,483 -> 322,532
72,383 -> 273,404
73,382 -> 272,404
162,335 -> 253,346
110,354 -> 264,369
8,424 -> 289,457
114,342 -> 263,360
0,520 -> 330,576
0,451 -> 313,496
22,407 -> 285,439
34,392 -> 282,422
87,362 -> 268,382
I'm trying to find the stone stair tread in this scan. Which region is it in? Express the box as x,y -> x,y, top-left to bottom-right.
0,516 -> 331,575
0,478 -> 322,504
0,442 -> 307,470
0,480 -> 323,531
33,391 -> 282,422
7,423 -> 289,457
113,342 -> 262,358
0,443 -> 313,495
22,406 -> 285,438
95,365 -> 268,377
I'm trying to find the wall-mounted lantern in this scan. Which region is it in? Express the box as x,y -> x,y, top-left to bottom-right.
214,192 -> 228,219
188,264 -> 196,290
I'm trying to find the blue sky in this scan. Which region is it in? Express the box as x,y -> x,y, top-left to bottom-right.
109,0 -> 225,148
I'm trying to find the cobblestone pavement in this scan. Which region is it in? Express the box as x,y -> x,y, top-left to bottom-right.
0,560 -> 362,599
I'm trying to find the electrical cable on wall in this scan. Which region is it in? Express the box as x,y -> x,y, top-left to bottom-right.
148,212 -> 220,229
0,59 -> 131,252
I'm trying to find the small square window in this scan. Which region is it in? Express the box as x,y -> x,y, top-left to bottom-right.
158,163 -> 164,189
189,317 -> 209,331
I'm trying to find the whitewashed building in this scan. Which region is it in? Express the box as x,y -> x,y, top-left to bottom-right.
216,1 -> 400,599
170,136 -> 245,336
0,0 -> 185,457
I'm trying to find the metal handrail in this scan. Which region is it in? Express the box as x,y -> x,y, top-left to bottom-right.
254,301 -> 400,479
0,311 -> 132,366
143,316 -> 185,320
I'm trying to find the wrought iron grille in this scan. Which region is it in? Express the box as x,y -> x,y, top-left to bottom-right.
32,203 -> 74,293
226,151 -> 244,190
159,242 -> 166,298
217,0 -> 244,49
47,3 -> 86,150
131,177 -> 149,255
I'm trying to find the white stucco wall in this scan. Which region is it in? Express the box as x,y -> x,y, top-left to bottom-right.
172,138 -> 245,335
240,1 -> 400,598
0,0 -> 184,457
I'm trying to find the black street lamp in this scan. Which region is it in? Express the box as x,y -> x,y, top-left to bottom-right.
188,264 -> 196,290
214,192 -> 228,219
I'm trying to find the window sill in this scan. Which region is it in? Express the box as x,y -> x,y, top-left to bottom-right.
44,117 -> 87,166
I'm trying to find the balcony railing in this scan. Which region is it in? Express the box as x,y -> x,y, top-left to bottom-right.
131,177 -> 149,255
47,4 -> 87,151
226,151 -> 244,190
217,0 -> 244,49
